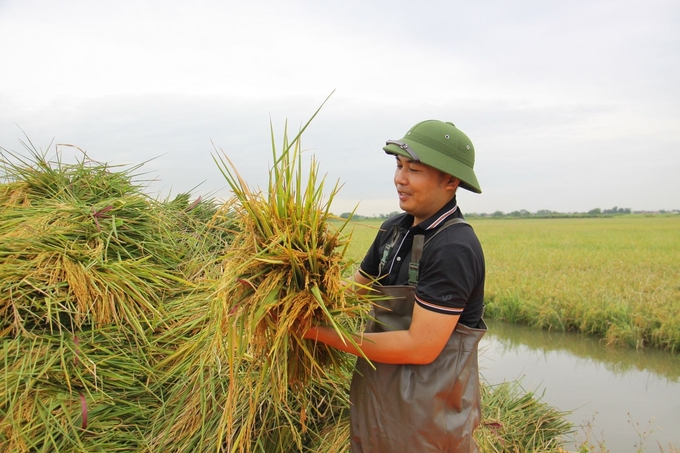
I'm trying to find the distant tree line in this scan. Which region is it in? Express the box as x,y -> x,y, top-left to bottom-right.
471,206 -> 635,219
337,206 -> 679,221
337,211 -> 401,220
465,206 -> 680,219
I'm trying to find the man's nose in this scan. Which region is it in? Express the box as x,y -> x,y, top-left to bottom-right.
394,168 -> 408,185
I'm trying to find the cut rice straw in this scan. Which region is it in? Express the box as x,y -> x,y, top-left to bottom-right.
211,95 -> 375,389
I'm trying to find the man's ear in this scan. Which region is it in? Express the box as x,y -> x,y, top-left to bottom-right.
447,176 -> 461,191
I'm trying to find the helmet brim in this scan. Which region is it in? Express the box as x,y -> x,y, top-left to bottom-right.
384,140 -> 482,194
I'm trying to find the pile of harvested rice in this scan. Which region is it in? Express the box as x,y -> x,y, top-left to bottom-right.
0,144 -> 218,452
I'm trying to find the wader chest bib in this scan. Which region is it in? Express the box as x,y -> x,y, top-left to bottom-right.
349,219 -> 487,453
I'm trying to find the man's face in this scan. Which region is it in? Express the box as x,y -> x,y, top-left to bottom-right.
394,155 -> 459,226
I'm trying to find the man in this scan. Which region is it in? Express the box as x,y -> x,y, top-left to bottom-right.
304,120 -> 486,452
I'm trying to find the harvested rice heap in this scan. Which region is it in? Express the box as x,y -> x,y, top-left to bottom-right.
0,144 -> 218,452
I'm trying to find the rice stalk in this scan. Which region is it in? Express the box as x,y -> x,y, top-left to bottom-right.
0,144 -> 201,337
150,101 -> 374,452
207,105 -> 378,451
0,141 -> 215,452
212,110 -> 371,384
1,329 -> 161,452
475,380 -> 573,452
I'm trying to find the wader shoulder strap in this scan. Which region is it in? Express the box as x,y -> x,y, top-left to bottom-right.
408,235 -> 424,285
378,224 -> 401,276
408,217 -> 470,286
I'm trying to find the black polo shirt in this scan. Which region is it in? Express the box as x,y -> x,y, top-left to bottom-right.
359,197 -> 485,328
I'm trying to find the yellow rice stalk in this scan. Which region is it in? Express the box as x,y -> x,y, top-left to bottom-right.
213,108 -> 371,376
150,103 -> 374,453
0,145 -> 201,337
0,181 -> 31,207
0,144 -> 216,452
207,106 -> 377,451
1,330 -> 161,452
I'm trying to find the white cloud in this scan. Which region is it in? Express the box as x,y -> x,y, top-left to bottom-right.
1,0 -> 679,214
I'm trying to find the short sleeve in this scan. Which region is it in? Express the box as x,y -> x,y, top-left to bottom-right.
414,227 -> 483,315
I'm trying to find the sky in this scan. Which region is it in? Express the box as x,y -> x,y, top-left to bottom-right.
1,0 -> 679,216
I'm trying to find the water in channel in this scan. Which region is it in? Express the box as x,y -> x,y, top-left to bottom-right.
478,319 -> 680,452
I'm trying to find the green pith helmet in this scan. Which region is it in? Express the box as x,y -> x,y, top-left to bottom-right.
383,120 -> 481,193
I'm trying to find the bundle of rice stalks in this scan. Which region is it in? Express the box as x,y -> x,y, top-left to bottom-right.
1,328 -> 160,452
0,143 -> 197,336
0,142 -> 218,452
151,104 -> 375,452
213,110 -> 373,397
150,331 -> 353,453
212,110 -> 371,388
160,191 -> 238,282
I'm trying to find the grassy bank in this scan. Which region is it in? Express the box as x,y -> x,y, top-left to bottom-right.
341,216 -> 680,352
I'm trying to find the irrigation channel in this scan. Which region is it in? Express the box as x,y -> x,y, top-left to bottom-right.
478,319 -> 680,452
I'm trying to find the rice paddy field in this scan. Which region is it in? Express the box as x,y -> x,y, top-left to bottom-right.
342,215 -> 680,353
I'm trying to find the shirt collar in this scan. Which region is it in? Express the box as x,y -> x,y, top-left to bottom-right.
399,196 -> 460,233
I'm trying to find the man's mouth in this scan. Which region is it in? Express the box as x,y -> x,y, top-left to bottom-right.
397,190 -> 411,201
